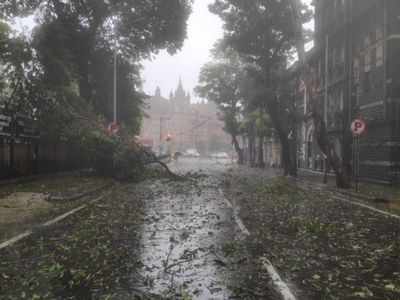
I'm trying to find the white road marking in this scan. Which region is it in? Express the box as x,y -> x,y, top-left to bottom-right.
0,231 -> 32,250
261,258 -> 297,300
42,205 -> 87,227
220,188 -> 235,209
0,192 -> 111,250
223,198 -> 233,209
332,195 -> 400,220
220,188 -> 297,300
233,213 -> 250,236
219,188 -> 249,235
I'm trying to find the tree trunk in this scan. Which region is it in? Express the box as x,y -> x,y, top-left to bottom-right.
279,132 -> 292,176
232,135 -> 244,165
266,98 -> 297,176
323,158 -> 329,184
290,0 -> 350,188
313,112 -> 351,188
288,133 -> 298,177
257,135 -> 265,168
248,133 -> 256,168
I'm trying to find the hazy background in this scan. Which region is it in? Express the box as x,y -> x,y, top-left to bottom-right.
142,0 -> 223,99
143,0 -> 313,101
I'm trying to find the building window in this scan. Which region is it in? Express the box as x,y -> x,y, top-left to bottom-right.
376,43 -> 384,67
340,89 -> 344,111
371,47 -> 377,68
353,58 -> 360,83
364,36 -> 371,48
376,27 -> 383,41
364,49 -> 371,72
364,71 -> 371,93
340,46 -> 345,63
318,60 -> 322,78
331,48 -> 337,66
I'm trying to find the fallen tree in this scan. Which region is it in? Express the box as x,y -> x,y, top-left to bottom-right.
39,89 -> 183,182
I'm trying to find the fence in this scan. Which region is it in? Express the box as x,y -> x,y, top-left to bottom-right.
0,110 -> 87,180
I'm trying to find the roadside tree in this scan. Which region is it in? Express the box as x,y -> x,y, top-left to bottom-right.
289,0 -> 351,188
209,0 -> 312,176
196,48 -> 246,164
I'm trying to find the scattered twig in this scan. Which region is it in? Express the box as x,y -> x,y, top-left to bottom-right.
163,244 -> 174,271
164,258 -> 192,272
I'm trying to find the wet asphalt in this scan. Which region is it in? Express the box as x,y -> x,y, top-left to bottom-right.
0,157 -> 278,300
135,158 -> 255,299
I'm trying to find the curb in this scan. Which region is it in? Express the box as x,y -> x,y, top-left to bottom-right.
296,172 -> 398,202
333,189 -> 373,201
293,178 -> 400,219
48,183 -> 114,202
0,169 -> 93,187
0,189 -> 113,250
294,177 -> 385,202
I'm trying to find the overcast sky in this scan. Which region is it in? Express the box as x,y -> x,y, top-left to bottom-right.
142,0 -> 223,100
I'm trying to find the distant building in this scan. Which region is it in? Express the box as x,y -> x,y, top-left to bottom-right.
293,0 -> 400,183
140,80 -> 231,154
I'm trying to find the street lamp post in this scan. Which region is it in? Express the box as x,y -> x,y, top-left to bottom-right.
113,51 -> 117,124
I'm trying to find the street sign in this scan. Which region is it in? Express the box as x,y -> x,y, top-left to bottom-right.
351,118 -> 366,192
351,119 -> 366,136
107,122 -> 120,135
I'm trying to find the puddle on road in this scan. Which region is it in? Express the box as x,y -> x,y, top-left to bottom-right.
135,176 -> 238,299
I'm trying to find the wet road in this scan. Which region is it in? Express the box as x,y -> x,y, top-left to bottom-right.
135,158 -> 243,298
0,157 -> 277,299
3,157 -> 399,299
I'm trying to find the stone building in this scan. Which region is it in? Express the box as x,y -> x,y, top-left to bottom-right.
293,0 -> 400,183
140,80 -> 231,155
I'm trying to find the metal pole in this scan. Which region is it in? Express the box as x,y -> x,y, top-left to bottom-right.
354,135 -> 360,192
159,117 -> 162,154
113,51 -> 117,124
352,135 -> 355,188
324,35 -> 329,173
324,35 -> 329,124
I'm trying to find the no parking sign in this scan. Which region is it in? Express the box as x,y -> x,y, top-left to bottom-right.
351,118 -> 366,192
107,122 -> 120,135
351,119 -> 366,136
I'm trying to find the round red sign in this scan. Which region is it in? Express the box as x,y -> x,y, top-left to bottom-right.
351,119 -> 366,136
107,122 -> 120,135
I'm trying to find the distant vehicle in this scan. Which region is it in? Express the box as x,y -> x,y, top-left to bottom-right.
211,152 -> 229,159
184,149 -> 200,157
173,151 -> 183,161
135,136 -> 154,151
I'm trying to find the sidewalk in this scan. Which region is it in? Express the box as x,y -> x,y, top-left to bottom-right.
297,169 -> 400,215
0,173 -> 113,242
224,167 -> 400,300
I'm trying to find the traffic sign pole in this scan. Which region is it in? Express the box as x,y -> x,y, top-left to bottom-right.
351,118 -> 366,192
352,135 -> 360,192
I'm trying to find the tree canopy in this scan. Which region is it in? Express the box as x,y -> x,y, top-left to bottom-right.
0,0 -> 193,178
0,0 -> 192,131
208,0 -> 312,174
196,46 -> 258,164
